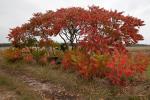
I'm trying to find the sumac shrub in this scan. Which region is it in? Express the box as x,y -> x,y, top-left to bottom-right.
39,55 -> 48,65
2,48 -> 22,62
21,47 -> 30,54
23,54 -> 34,63
31,48 -> 47,62
62,50 -> 109,79
106,49 -> 149,85
62,49 -> 149,85
62,50 -> 76,70
54,50 -> 64,59
7,6 -> 149,86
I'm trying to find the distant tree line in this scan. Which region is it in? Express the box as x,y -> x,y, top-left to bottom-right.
127,44 -> 150,47
0,43 -> 11,47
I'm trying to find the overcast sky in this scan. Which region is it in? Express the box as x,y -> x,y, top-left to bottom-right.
0,0 -> 150,44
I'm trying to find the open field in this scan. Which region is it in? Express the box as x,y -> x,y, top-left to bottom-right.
127,46 -> 150,53
0,47 -> 9,51
0,46 -> 150,100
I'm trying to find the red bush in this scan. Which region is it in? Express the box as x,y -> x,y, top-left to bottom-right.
62,49 -> 149,85
2,48 -> 22,62
23,54 -> 34,63
39,56 -> 48,65
62,50 -> 109,79
106,49 -> 149,85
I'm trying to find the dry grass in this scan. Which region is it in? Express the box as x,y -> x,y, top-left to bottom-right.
127,46 -> 150,52
0,46 -> 150,99
0,61 -> 111,99
0,71 -> 42,100
0,60 -> 150,99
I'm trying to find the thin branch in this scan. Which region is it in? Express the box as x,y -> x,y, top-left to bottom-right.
59,33 -> 67,46
62,30 -> 70,40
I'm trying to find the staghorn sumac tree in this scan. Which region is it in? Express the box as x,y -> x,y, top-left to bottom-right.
8,6 -> 144,53
7,6 -> 149,85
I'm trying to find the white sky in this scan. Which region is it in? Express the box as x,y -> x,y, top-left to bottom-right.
0,0 -> 150,44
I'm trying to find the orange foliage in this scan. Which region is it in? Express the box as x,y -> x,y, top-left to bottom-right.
8,6 -> 144,53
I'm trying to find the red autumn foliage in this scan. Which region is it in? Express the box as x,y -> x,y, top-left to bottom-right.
8,6 -> 144,53
79,6 -> 144,53
2,48 -> 22,62
23,54 -> 34,63
7,6 -> 148,86
50,60 -> 56,65
62,49 -> 149,85
39,56 -> 48,65
62,50 -> 109,79
106,49 -> 149,85
39,39 -> 54,48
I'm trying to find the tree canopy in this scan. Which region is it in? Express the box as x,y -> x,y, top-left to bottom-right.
8,6 -> 144,53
